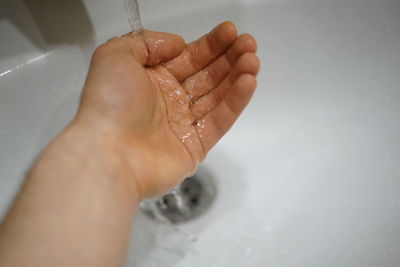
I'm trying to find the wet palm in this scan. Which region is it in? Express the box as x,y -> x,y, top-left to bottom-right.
78,22 -> 259,197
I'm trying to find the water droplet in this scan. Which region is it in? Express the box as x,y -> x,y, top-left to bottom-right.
195,120 -> 206,136
181,133 -> 193,144
197,119 -> 206,128
174,89 -> 182,96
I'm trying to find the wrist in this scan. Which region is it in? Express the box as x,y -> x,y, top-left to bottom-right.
32,120 -> 144,204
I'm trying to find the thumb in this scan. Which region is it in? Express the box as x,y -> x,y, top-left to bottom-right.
120,30 -> 186,66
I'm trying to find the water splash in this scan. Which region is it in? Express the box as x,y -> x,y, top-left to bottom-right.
124,0 -> 144,33
140,185 -> 193,223
171,187 -> 191,215
140,194 -> 198,241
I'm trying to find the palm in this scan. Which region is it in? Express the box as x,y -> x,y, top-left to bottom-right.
81,22 -> 259,195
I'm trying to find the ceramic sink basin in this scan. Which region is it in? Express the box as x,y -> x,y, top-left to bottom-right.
1,0 -> 400,266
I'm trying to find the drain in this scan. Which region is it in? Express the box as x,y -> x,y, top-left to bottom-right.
140,167 -> 216,223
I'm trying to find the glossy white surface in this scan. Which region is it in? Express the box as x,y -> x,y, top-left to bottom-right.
1,0 -> 400,266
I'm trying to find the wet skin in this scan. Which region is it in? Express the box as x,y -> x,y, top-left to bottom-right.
0,22 -> 259,267
78,21 -> 260,198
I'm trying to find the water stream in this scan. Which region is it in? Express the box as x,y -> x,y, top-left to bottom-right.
124,0 -> 144,33
123,0 -> 194,223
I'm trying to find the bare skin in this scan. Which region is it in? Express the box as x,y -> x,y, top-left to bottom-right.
0,22 -> 259,267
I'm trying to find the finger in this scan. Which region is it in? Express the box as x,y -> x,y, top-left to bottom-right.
195,74 -> 257,152
163,21 -> 238,81
119,30 -> 186,66
191,52 -> 260,120
183,34 -> 257,100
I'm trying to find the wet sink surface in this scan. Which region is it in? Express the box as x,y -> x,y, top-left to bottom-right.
1,0 -> 400,266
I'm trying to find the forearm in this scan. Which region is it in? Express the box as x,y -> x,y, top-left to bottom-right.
0,123 -> 139,267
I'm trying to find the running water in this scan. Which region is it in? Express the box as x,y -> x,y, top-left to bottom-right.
124,0 -> 143,33
124,0 -> 194,239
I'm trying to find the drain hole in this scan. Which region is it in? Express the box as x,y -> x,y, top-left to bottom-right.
140,167 -> 216,224
182,186 -> 190,194
191,197 -> 199,205
162,198 -> 168,205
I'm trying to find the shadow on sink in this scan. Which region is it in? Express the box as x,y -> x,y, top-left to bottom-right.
0,0 -> 94,57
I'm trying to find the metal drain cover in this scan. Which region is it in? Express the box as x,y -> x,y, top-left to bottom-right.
140,167 -> 216,223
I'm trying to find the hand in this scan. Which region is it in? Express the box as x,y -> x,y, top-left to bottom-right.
0,22 -> 259,267
75,21 -> 259,198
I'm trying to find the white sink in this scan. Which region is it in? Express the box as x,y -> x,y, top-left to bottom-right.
1,0 -> 400,266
